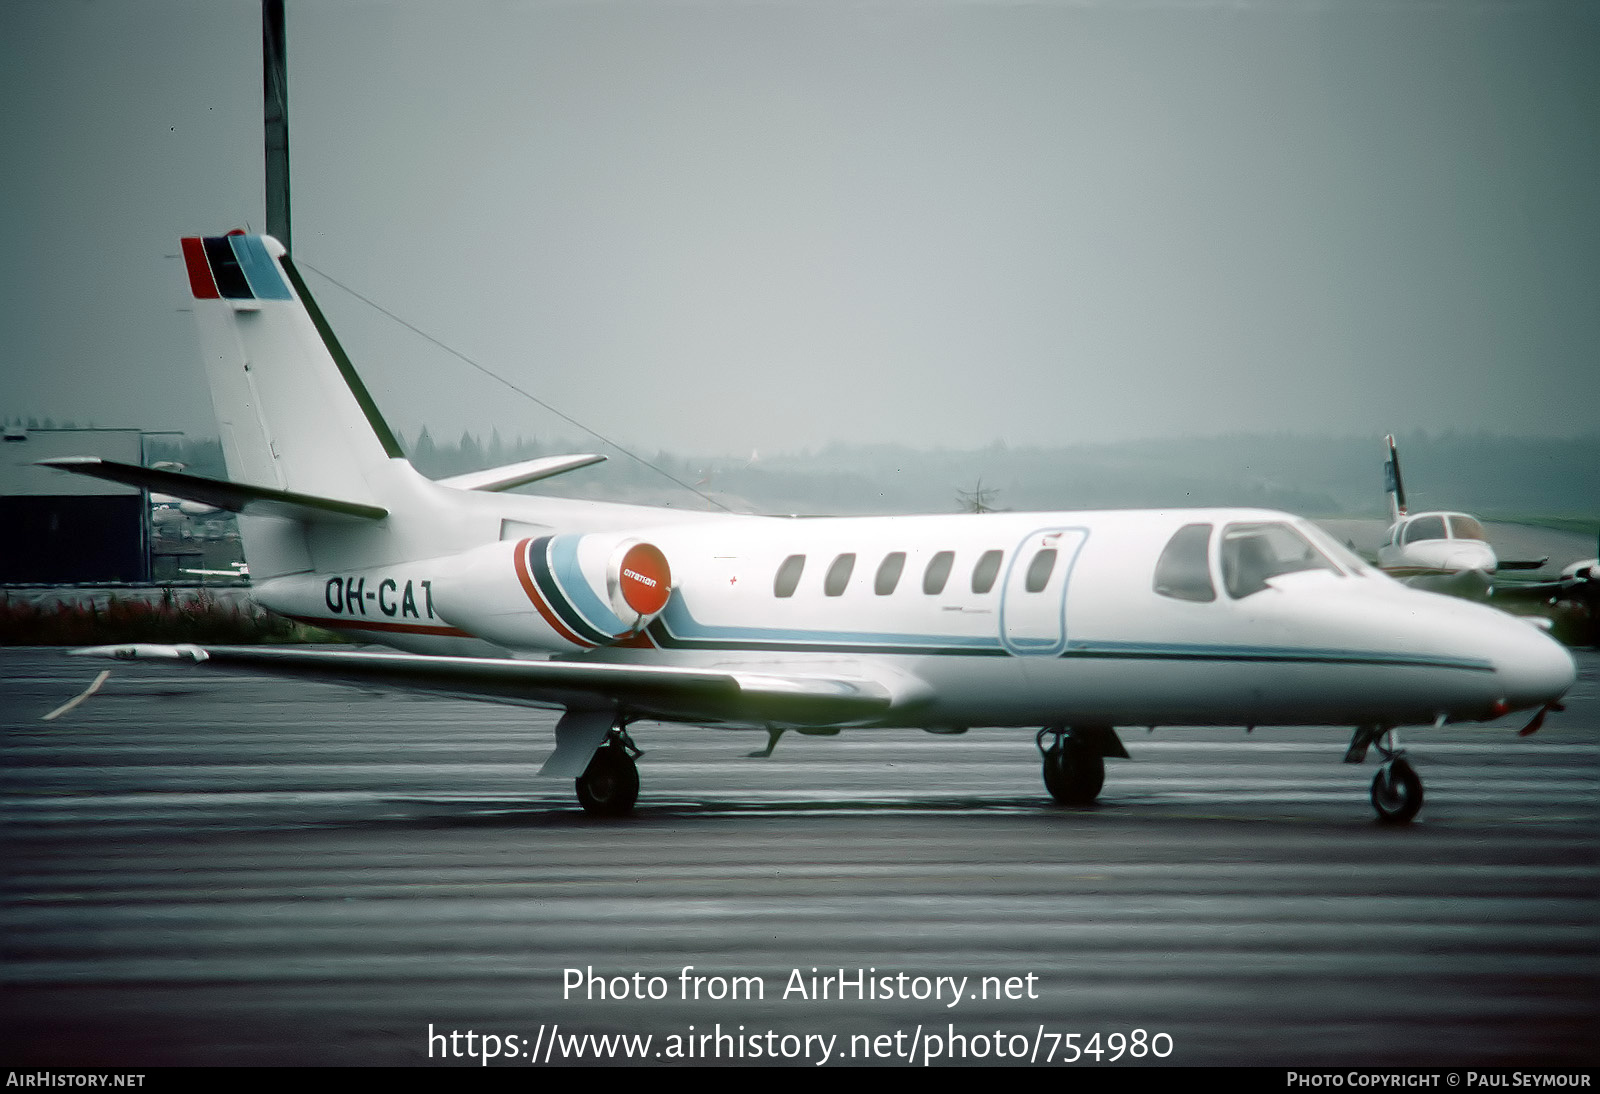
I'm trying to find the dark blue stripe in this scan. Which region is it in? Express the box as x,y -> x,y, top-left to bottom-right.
528,537 -> 612,647
202,236 -> 253,299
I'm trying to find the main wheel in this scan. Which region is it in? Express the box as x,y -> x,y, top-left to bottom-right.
1042,739 -> 1105,805
1370,758 -> 1423,825
576,745 -> 640,817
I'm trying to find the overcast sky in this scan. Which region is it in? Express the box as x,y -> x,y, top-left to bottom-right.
3,0 -> 1597,459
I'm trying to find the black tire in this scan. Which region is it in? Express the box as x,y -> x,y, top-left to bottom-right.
1370,758 -> 1423,825
1042,739 -> 1105,805
575,745 -> 639,817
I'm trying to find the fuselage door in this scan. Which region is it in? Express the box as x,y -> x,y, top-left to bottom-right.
999,527 -> 1088,656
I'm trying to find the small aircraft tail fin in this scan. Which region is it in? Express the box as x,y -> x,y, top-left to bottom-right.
180,234 -> 401,508
1383,434 -> 1408,524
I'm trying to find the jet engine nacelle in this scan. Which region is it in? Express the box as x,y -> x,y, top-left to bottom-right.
429,533 -> 673,653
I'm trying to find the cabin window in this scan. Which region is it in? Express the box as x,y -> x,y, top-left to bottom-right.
1024,548 -> 1058,593
971,550 -> 1003,594
1449,515 -> 1486,541
1154,523 -> 1215,602
774,554 -> 805,598
1403,516 -> 1448,544
824,553 -> 856,596
923,551 -> 954,594
875,552 -> 906,595
1221,522 -> 1338,598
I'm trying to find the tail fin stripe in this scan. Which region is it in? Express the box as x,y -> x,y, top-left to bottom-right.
201,236 -> 254,299
229,234 -> 293,301
180,238 -> 220,299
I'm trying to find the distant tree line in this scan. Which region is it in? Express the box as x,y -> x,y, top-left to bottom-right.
7,414 -> 1596,520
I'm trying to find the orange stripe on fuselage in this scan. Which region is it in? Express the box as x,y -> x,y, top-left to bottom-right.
511,537 -> 593,648
286,614 -> 473,638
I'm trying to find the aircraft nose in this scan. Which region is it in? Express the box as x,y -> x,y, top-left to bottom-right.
1494,620 -> 1577,711
1446,545 -> 1495,573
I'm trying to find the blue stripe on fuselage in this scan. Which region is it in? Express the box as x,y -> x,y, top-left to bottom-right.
547,534 -> 628,638
646,593 -> 1494,672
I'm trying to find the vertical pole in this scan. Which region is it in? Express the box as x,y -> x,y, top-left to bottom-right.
263,0 -> 291,252
137,432 -> 152,583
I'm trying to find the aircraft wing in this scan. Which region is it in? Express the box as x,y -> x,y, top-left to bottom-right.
38,459 -> 386,522
1488,578 -> 1574,603
436,454 -> 606,492
68,644 -> 899,728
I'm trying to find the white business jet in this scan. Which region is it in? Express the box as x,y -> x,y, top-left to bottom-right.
1376,435 -> 1549,597
41,235 -> 1576,824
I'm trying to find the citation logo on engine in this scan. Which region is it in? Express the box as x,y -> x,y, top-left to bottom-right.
618,543 -> 672,616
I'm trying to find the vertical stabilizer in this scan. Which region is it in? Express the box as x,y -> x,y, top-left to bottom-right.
1383,434 -> 1408,525
180,233 -> 431,579
181,233 -> 399,507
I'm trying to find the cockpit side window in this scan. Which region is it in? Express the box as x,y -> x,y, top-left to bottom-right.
1449,515 -> 1486,541
1221,522 -> 1339,598
1154,523 -> 1215,602
1404,516 -> 1448,544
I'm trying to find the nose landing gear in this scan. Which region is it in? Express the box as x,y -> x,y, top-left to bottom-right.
1346,724 -> 1424,824
1370,757 -> 1423,825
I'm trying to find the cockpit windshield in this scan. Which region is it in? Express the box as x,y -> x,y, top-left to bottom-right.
1404,515 -> 1448,544
1221,522 -> 1341,598
1449,515 -> 1486,541
1296,520 -> 1373,576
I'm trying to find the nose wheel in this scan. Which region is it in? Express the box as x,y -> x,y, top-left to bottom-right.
1370,757 -> 1423,825
1347,724 -> 1425,824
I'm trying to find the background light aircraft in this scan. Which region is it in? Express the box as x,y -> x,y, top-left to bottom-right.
41,235 -> 1576,824
1377,435 -> 1549,598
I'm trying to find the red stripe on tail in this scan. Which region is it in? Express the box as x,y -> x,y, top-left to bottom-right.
180,237 -> 219,298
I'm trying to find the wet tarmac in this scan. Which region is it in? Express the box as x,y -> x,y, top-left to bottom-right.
2,646 -> 1596,1066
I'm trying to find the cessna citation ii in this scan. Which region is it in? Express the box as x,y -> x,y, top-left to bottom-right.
1377,434 -> 1549,598
43,235 -> 1576,824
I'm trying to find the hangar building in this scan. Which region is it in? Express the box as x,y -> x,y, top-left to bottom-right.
0,428 -> 150,584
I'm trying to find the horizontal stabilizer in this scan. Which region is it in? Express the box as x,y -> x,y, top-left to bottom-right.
68,644 -> 897,728
436,454 -> 606,493
1498,558 -> 1549,572
37,458 -> 387,522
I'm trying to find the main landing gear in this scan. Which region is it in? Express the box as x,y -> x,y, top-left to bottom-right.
1345,724 -> 1424,824
1038,725 -> 1128,806
575,726 -> 641,817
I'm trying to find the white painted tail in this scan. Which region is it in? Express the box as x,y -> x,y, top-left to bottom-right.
181,234 -> 402,507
